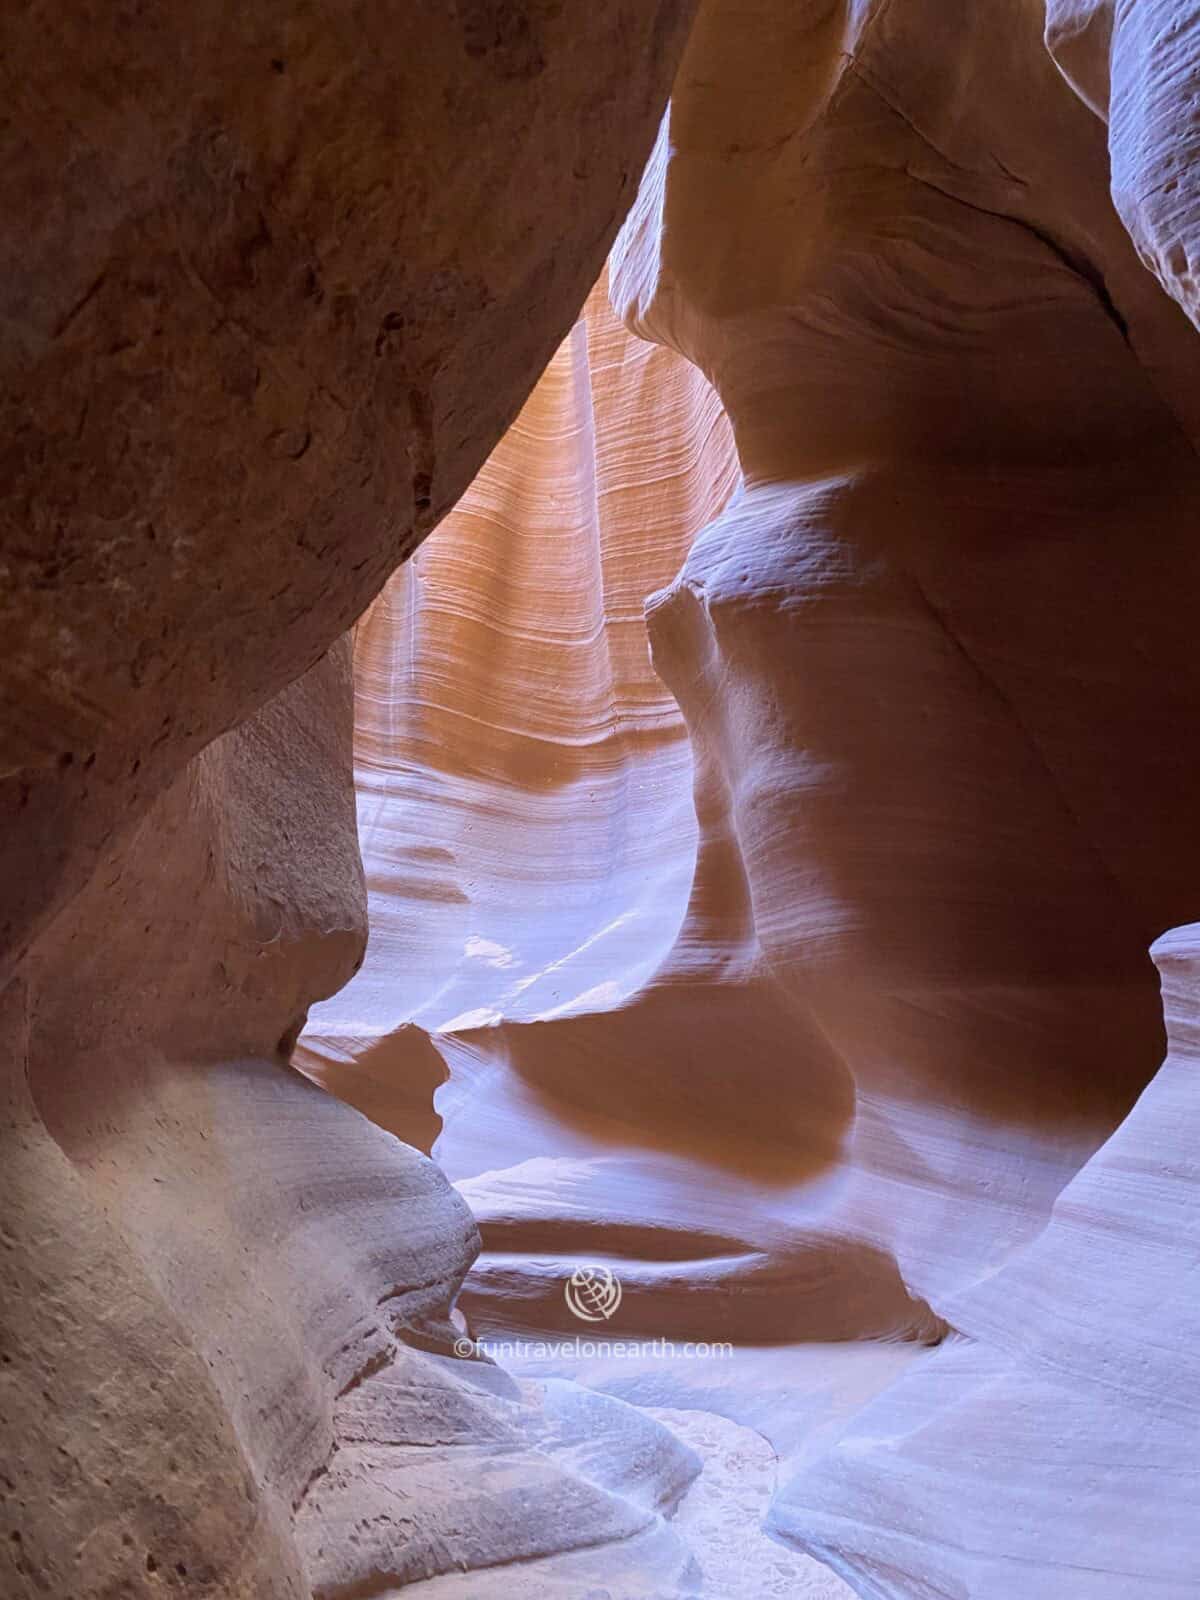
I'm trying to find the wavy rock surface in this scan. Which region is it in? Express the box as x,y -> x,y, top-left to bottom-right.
1,642 -> 706,1599
779,925 -> 1200,1597
1047,0 -> 1200,326
302,2 -> 1200,1595
304,0 -> 1200,1335
0,0 -> 695,982
299,266 -> 735,1071
11,0 -> 1200,1594
611,0 -> 1200,1323
1,9 -> 703,1595
299,274 -> 945,1349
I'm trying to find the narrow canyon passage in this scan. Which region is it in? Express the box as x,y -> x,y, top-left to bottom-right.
298,5 -> 1200,1592
295,266 -> 886,1600
9,3 -> 1200,1598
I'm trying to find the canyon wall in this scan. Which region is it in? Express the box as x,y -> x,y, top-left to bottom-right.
609,0 -> 1200,1311
9,0 -> 1200,1596
298,266 -> 737,1138
0,0 -> 695,982
0,6 -> 699,1596
781,930 -> 1200,1597
4,645 -> 705,1600
305,0 -> 1200,1345
302,1 -> 1200,1595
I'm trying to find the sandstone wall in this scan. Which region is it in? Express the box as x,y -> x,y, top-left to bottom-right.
0,0 -> 695,982
11,1 -> 1200,1594
0,6 -> 698,1595
301,3 -> 1200,1594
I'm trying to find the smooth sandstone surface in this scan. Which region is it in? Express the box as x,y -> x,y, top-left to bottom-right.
619,0 -> 1200,1378
305,0 -> 1200,1320
1,8 -> 702,1597
1,645 -> 708,1600
297,273 -> 936,1347
11,0 -> 1200,1596
0,0 -> 695,982
780,926 -> 1200,1598
1047,0 -> 1200,326
301,1 -> 1200,1595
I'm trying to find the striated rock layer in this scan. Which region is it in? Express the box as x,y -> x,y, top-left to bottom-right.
12,0 -> 1200,1594
0,0 -> 695,982
1,9 -> 702,1597
305,0 -> 1200,1334
780,925 -> 1200,1598
2,644 -> 703,1598
303,1 -> 1200,1594
298,272 -> 915,1342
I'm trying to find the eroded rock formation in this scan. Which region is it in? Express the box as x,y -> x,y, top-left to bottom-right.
301,2 -> 1200,1595
0,0 -> 695,981
610,0 -> 1200,1307
0,6 -> 700,1596
11,0 -> 1200,1596
3,644 -> 705,1598
305,0 -> 1200,1313
782,923 -> 1200,1596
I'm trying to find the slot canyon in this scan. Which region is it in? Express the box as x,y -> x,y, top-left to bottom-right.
5,2 -> 1200,1596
